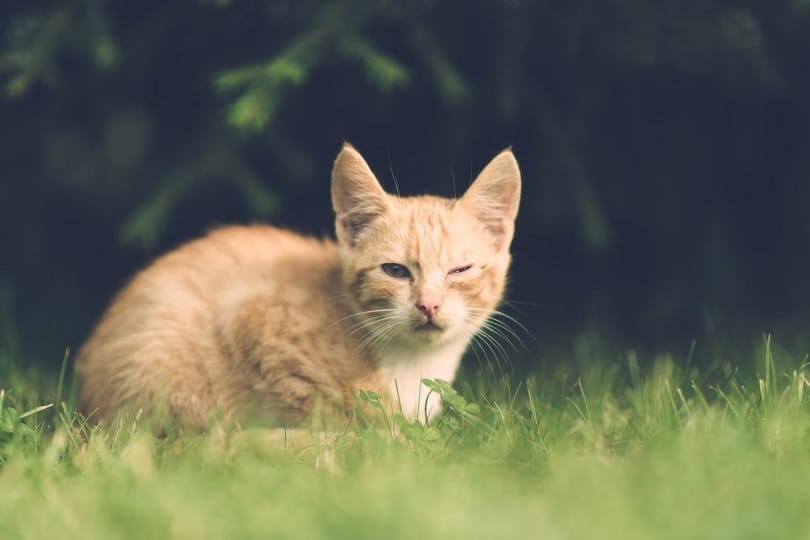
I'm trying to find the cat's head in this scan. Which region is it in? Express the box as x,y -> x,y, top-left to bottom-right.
332,143 -> 521,350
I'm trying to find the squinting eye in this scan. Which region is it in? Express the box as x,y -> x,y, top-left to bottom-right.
449,264 -> 473,275
381,263 -> 412,279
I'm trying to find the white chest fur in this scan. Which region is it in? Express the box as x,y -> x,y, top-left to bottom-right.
377,340 -> 467,423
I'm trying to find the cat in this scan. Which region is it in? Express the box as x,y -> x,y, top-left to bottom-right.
75,143 -> 521,429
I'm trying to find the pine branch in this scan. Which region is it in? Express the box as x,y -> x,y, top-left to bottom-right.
339,35 -> 410,92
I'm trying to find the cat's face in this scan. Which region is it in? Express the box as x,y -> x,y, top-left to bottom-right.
332,144 -> 521,351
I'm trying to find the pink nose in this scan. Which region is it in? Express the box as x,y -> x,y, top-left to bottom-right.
417,302 -> 440,319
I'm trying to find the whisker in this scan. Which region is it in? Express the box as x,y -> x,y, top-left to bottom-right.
467,307 -> 538,348
331,308 -> 397,328
338,308 -> 397,320
474,325 -> 512,373
464,323 -> 509,379
354,319 -> 402,358
388,149 -> 401,198
478,317 -> 530,355
369,323 -> 403,357
344,317 -> 396,335
347,315 -> 401,338
465,331 -> 498,379
474,334 -> 507,380
501,298 -> 543,309
488,309 -> 536,342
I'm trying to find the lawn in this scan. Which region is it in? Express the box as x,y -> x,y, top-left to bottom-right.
2,336 -> 810,539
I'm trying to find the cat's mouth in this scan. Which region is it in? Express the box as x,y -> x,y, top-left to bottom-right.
414,321 -> 445,333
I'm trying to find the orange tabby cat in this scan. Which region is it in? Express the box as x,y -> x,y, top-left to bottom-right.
76,143 -> 521,428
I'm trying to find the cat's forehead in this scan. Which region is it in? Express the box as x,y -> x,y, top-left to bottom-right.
365,195 -> 485,264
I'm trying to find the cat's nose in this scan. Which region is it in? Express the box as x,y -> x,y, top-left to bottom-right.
416,302 -> 440,319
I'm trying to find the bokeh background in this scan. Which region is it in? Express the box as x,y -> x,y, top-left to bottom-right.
2,0 -> 810,372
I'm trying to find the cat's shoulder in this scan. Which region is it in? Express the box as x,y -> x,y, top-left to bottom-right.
204,223 -> 324,243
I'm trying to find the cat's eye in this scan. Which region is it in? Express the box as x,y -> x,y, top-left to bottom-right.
449,264 -> 473,275
381,263 -> 412,279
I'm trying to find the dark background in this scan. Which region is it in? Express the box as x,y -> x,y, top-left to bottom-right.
2,0 -> 810,372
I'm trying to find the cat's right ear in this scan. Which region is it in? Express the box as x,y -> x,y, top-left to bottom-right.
331,143 -> 390,247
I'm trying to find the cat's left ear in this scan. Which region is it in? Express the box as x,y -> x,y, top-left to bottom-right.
332,143 -> 390,247
460,149 -> 521,251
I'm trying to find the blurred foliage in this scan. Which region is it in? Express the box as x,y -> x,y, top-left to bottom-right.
2,0 -> 810,365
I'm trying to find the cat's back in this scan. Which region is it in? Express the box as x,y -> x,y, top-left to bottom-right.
75,224 -> 341,422
84,224 -> 339,328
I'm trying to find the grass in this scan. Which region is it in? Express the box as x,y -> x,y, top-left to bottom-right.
3,336 -> 810,539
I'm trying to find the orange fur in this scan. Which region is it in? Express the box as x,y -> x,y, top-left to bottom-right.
76,144 -> 521,428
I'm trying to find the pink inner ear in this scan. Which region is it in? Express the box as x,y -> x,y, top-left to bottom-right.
483,220 -> 509,251
339,212 -> 381,247
463,197 -> 513,251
